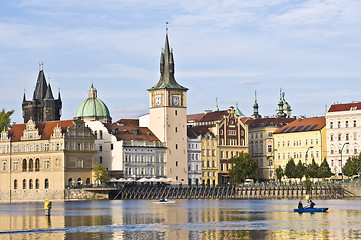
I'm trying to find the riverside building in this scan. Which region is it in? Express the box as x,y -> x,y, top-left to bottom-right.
85,119 -> 166,179
246,90 -> 295,180
0,119 -> 95,201
273,117 -> 327,171
326,102 -> 361,176
188,105 -> 248,186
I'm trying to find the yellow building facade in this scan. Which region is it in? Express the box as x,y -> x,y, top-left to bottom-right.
273,117 -> 327,171
0,119 -> 95,202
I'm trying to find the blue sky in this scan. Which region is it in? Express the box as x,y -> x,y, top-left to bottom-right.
1,0 -> 361,124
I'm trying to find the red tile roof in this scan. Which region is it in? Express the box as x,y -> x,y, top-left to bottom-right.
104,121 -> 160,142
187,111 -> 228,124
246,117 -> 295,129
187,126 -> 210,139
8,120 -> 74,142
187,113 -> 205,122
328,102 -> 361,112
273,117 -> 325,134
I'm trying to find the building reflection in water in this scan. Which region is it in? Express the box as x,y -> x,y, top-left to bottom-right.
0,200 -> 360,240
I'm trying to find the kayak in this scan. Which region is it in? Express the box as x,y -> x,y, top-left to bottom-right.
294,208 -> 329,213
153,201 -> 175,204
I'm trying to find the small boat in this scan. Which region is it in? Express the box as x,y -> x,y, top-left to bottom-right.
294,208 -> 329,213
153,201 -> 176,204
153,199 -> 175,204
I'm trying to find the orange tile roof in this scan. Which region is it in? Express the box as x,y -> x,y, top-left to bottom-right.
328,102 -> 361,112
273,117 -> 325,134
8,120 -> 74,142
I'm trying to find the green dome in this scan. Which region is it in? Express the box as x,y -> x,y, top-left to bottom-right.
74,84 -> 110,118
74,98 -> 110,118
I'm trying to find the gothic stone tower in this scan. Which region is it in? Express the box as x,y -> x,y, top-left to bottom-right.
148,33 -> 188,184
22,69 -> 62,123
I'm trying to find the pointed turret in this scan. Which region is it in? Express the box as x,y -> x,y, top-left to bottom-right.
44,83 -> 54,100
33,70 -> 48,100
148,33 -> 187,90
251,90 -> 261,118
214,97 -> 219,112
235,101 -> 245,117
58,88 -> 61,101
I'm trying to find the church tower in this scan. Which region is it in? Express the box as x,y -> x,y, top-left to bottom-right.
22,65 -> 62,123
148,32 -> 188,184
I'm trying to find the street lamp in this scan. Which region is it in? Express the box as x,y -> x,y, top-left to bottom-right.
305,146 -> 314,165
340,142 -> 349,181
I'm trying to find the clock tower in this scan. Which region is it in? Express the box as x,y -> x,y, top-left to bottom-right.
148,33 -> 188,184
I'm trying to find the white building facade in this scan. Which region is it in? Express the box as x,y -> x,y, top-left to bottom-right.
187,127 -> 202,185
326,102 -> 361,176
86,120 -> 166,179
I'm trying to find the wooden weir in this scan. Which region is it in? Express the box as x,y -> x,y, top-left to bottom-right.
110,184 -> 344,200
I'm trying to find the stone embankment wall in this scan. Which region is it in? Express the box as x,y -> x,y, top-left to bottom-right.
339,182 -> 361,198
64,189 -> 109,201
0,189 -> 109,202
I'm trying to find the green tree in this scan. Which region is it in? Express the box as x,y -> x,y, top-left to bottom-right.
343,154 -> 361,177
318,158 -> 332,179
284,158 -> 296,178
93,163 -> 111,184
275,165 -> 284,181
306,158 -> 319,178
294,160 -> 305,181
229,152 -> 259,183
0,109 -> 14,131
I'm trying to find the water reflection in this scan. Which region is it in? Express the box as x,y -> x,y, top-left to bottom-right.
0,200 -> 360,240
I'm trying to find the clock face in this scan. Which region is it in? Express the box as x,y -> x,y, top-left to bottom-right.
172,96 -> 179,106
155,96 -> 161,106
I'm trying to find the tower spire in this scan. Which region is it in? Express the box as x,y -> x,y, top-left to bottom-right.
214,97 -> 219,111
251,90 -> 261,118
148,31 -> 187,91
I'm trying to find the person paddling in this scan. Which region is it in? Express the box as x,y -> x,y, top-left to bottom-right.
298,201 -> 303,209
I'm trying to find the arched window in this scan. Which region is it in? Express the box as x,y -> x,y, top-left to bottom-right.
22,159 -> 27,172
28,159 -> 33,171
23,179 -> 26,189
68,178 -> 73,186
36,179 -> 39,189
29,179 -> 33,189
35,159 -> 40,171
77,178 -> 82,187
44,179 -> 49,189
14,180 -> 18,189
86,178 -> 90,185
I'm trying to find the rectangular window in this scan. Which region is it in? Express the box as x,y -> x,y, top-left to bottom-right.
176,161 -> 178,167
176,144 -> 178,149
267,145 -> 272,153
111,144 -> 114,150
99,145 -> 102,151
346,121 -> 349,128
354,120 -> 357,127
338,121 -> 341,128
330,122 -> 333,129
44,160 -> 50,169
3,162 -> 6,170
212,150 -> 215,156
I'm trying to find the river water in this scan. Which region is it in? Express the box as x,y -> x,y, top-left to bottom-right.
0,199 -> 360,240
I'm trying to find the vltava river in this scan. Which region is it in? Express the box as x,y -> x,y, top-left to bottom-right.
0,199 -> 360,239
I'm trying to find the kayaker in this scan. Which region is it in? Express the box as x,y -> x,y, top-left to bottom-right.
309,200 -> 316,209
298,201 -> 303,209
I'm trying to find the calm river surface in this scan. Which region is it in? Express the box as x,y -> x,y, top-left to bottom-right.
0,199 -> 360,240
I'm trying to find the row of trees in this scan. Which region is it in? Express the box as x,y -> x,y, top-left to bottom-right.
276,158 -> 333,181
